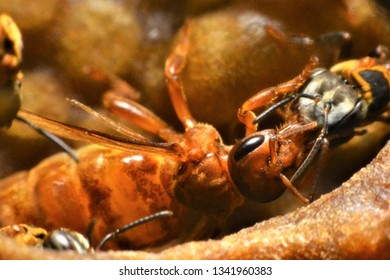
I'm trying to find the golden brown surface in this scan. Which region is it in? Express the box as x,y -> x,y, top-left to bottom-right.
1,140 -> 388,260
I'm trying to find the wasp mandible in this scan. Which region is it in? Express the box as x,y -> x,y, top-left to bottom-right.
0,22 -> 318,250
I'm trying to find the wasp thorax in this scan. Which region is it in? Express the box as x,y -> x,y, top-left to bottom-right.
174,150 -> 242,213
173,124 -> 241,212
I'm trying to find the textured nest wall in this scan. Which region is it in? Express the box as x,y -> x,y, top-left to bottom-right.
0,140 -> 389,260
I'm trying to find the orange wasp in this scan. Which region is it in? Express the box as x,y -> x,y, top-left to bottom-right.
0,23 -> 318,250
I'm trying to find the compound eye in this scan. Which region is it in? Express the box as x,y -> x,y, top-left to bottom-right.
233,135 -> 265,162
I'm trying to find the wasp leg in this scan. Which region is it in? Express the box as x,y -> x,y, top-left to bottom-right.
368,45 -> 389,60
165,21 -> 197,130
68,98 -> 149,141
85,68 -> 141,101
290,102 -> 331,185
84,67 -> 178,141
238,56 -> 318,135
308,137 -> 330,202
266,25 -> 351,63
265,25 -> 314,46
270,121 -> 319,204
314,31 -> 352,62
102,92 -> 179,142
253,93 -> 319,125
279,174 -> 310,204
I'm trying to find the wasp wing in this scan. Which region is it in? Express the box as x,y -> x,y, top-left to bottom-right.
18,109 -> 179,155
66,98 -> 149,140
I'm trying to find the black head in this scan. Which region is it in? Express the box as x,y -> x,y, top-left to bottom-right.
228,131 -> 287,203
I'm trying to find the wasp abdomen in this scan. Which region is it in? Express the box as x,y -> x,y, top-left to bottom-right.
358,69 -> 390,112
0,145 -> 183,249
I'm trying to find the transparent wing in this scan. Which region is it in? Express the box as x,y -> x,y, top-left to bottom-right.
18,109 -> 179,155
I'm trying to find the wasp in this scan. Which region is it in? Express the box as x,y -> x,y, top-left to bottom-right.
0,210 -> 173,253
0,13 -> 78,161
237,49 -> 390,187
0,22 -> 319,250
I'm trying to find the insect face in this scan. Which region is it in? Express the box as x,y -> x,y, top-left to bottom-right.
228,129 -> 303,203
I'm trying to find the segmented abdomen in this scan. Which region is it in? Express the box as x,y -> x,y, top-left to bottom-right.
0,144 -> 184,249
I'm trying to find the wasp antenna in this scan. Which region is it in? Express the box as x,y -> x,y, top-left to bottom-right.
16,115 -> 79,162
96,210 -> 173,250
253,95 -> 295,125
85,218 -> 97,247
309,137 -> 330,202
